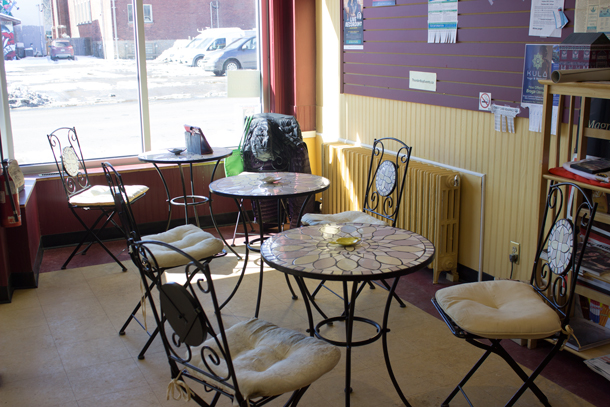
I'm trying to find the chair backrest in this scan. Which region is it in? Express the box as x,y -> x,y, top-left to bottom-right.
101,162 -> 142,242
47,127 -> 92,201
128,239 -> 245,403
531,182 -> 597,326
362,137 -> 413,227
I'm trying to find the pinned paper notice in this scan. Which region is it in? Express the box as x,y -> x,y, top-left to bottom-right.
522,103 -> 543,132
428,0 -> 458,43
491,104 -> 520,133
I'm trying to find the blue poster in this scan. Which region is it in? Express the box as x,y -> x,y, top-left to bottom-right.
521,44 -> 553,105
373,0 -> 395,5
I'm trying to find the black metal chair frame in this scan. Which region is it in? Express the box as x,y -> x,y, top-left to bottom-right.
310,137 -> 413,307
102,162 -> 224,360
432,182 -> 597,407
47,127 -> 144,270
129,239 -> 312,407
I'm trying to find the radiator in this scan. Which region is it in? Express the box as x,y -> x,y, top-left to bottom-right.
321,143 -> 461,283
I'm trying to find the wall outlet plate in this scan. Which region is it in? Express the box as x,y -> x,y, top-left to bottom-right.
510,241 -> 520,265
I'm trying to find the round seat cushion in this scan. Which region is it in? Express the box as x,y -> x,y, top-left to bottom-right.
301,210 -> 387,226
188,318 -> 341,401
142,224 -> 224,269
435,280 -> 562,339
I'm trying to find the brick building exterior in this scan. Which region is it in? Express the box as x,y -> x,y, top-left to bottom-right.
56,0 -> 255,59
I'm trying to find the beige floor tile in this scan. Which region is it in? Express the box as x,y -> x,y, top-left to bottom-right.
48,312 -> 118,345
0,345 -> 64,384
0,323 -> 56,357
0,371 -> 77,407
65,358 -> 148,401
0,301 -> 47,331
56,334 -> 132,371
75,383 -> 162,407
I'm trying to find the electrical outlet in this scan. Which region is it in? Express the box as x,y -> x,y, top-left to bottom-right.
510,241 -> 520,265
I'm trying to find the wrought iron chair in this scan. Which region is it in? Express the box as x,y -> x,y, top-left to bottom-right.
102,162 -> 225,359
129,238 -> 341,407
432,182 -> 597,407
47,127 -> 149,270
301,137 -> 413,304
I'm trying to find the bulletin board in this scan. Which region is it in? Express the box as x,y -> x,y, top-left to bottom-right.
342,0 -> 577,118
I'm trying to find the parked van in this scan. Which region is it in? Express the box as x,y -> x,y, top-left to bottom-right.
177,27 -> 245,67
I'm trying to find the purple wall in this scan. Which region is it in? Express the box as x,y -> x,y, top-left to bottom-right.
343,0 -> 578,118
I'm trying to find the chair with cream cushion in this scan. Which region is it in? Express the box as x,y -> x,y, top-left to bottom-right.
128,238 -> 341,407
47,127 -> 149,270
300,137 -> 412,228
432,182 -> 597,407
302,137 -> 412,304
102,162 -> 225,359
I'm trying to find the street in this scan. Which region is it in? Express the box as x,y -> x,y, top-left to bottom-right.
5,56 -> 258,165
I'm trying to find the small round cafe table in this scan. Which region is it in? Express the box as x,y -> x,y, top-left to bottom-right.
209,171 -> 330,316
260,223 -> 435,407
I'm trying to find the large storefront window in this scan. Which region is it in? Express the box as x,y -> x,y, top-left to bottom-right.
1,0 -> 262,169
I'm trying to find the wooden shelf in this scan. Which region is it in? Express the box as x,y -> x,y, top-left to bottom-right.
542,174 -> 610,195
546,338 -> 610,360
538,80 -> 610,360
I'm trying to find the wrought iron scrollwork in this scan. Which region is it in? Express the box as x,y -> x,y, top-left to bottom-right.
362,138 -> 412,225
532,182 -> 597,315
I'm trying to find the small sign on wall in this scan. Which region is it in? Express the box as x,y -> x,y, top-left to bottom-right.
409,71 -> 437,92
479,92 -> 492,111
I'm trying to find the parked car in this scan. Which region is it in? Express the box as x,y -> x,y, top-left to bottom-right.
203,36 -> 257,76
50,40 -> 74,61
176,27 -> 245,67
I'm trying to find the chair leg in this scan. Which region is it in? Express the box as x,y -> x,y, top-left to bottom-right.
443,337 -> 555,407
441,346 -> 493,406
65,207 -> 127,270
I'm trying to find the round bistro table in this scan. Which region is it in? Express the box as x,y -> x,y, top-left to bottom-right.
138,148 -> 237,257
209,171 -> 330,316
260,223 -> 435,407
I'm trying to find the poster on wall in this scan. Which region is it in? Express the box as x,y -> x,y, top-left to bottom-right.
373,0 -> 395,5
344,0 -> 364,50
521,44 -> 553,105
521,44 -> 553,132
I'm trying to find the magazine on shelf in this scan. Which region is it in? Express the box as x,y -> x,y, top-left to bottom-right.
565,317 -> 610,352
571,158 -> 610,174
578,239 -> 610,277
584,354 -> 610,381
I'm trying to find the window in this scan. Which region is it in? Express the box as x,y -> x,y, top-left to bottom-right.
127,4 -> 153,24
1,1 -> 262,172
71,0 -> 92,25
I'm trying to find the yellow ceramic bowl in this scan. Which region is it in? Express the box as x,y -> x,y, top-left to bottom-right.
334,237 -> 360,246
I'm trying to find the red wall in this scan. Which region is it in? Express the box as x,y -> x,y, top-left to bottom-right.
36,164 -> 237,236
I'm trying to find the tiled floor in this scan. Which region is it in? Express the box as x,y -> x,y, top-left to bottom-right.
0,229 -> 608,407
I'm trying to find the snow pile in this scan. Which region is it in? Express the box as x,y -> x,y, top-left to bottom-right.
8,87 -> 54,108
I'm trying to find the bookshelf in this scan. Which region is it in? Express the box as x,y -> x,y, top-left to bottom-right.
538,80 -> 610,359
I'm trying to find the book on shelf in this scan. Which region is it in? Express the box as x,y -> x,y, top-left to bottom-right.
565,317 -> 610,352
571,158 -> 610,174
584,354 -> 610,382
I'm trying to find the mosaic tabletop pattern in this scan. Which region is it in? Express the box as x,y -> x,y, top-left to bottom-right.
209,172 -> 330,199
261,223 -> 435,281
138,147 -> 232,164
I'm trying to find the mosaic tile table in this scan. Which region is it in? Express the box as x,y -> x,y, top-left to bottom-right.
209,171 -> 331,316
261,223 -> 435,407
